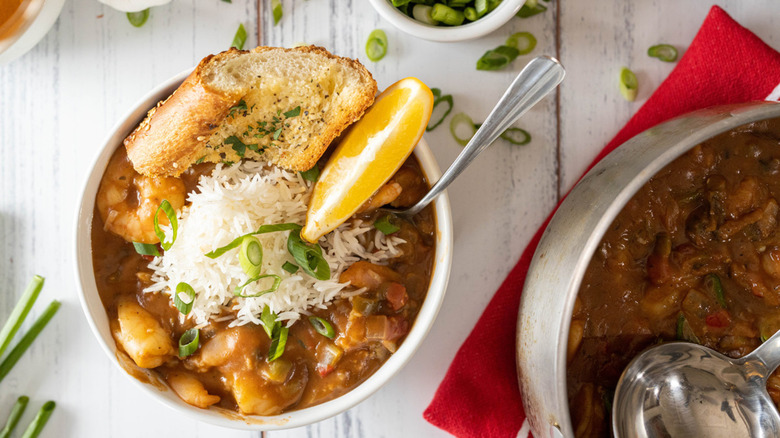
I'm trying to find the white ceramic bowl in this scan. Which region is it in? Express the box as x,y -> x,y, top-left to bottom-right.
74,70 -> 454,430
368,0 -> 526,42
0,0 -> 66,65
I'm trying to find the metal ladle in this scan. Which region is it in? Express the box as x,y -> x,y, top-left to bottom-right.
383,55 -> 565,217
613,328 -> 780,437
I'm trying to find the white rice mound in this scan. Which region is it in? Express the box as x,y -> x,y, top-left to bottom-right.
144,161 -> 405,327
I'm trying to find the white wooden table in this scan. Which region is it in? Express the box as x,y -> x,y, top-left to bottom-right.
0,0 -> 778,436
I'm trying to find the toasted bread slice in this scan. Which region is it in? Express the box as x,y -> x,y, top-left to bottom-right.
124,46 -> 377,176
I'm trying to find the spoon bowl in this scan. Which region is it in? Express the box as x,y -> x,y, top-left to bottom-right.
614,330 -> 780,437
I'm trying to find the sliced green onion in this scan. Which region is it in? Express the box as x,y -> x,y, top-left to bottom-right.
260,305 -> 279,339
126,9 -> 149,27
239,236 -> 264,277
475,0 -> 489,16
300,164 -> 320,182
705,273 -> 727,309
153,199 -> 178,251
676,314 -> 700,344
132,242 -> 160,256
391,0 -> 410,6
450,112 -> 477,146
282,261 -> 299,274
647,44 -> 678,62
0,300 -> 60,384
271,0 -> 282,25
500,127 -> 532,145
516,0 -> 547,18
619,67 -> 638,102
173,282 -> 196,315
268,325 -> 289,361
205,223 -> 302,258
0,396 -> 29,438
464,7 -> 478,21
448,0 -> 470,7
374,214 -> 401,235
234,274 -> 281,298
0,276 -> 44,359
427,89 -> 453,132
287,230 -> 330,280
412,4 -> 438,25
506,32 -> 537,55
178,329 -> 199,357
231,23 -> 247,50
476,45 -> 520,71
431,4 -> 464,26
366,29 -> 388,62
308,316 -> 335,339
19,401 -> 55,438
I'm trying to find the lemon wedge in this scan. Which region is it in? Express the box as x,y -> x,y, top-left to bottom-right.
301,77 -> 434,243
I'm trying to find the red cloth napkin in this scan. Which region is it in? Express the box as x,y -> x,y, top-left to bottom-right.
424,6 -> 780,438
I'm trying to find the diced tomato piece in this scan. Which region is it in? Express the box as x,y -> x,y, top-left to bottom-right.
705,309 -> 731,328
384,315 -> 409,342
385,282 -> 408,311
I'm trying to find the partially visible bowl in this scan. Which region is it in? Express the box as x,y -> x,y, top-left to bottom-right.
73,69 -> 454,430
0,0 -> 66,64
515,101 -> 780,438
368,0 -> 526,42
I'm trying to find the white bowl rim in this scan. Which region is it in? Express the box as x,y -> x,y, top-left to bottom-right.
0,0 -> 67,65
368,0 -> 527,42
73,69 -> 454,430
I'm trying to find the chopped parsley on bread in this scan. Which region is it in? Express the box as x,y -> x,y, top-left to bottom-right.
124,46 -> 378,176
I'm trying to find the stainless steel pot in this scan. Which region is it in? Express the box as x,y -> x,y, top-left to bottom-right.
516,101 -> 780,438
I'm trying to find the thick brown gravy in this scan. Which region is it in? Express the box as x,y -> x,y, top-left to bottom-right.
568,117 -> 780,437
91,148 -> 435,415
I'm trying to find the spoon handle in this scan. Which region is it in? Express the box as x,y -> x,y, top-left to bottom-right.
746,327 -> 780,374
402,56 -> 565,216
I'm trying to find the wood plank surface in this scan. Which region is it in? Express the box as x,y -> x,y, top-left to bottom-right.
0,0 -> 778,437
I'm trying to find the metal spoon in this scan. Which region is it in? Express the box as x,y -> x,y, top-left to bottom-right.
613,329 -> 780,437
383,56 -> 565,217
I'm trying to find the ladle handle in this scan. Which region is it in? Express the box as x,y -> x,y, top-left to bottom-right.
746,327 -> 780,374
403,56 -> 565,216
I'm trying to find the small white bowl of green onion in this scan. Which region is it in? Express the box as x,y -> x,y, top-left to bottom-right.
368,0 -> 528,42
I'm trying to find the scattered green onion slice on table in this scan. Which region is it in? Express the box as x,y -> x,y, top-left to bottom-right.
308,316 -> 336,339
300,164 -> 320,182
431,4 -> 465,26
0,276 -> 44,358
0,395 -> 29,438
271,0 -> 283,25
619,67 -> 638,102
132,242 -> 161,257
178,329 -> 199,357
516,0 -> 547,18
412,5 -> 438,25
505,32 -> 537,55
0,300 -> 61,384
239,236 -> 264,277
647,44 -> 678,62
282,261 -> 299,274
427,88 -> 453,132
450,112 -> 478,146
205,223 -> 302,258
287,231 -> 330,280
500,127 -> 532,145
126,9 -> 149,28
366,29 -> 388,62
476,45 -> 520,71
234,274 -> 282,298
268,325 -> 289,361
153,199 -> 178,250
374,214 -> 401,235
19,401 -> 55,438
231,23 -> 247,50
173,282 -> 196,315
705,273 -> 727,308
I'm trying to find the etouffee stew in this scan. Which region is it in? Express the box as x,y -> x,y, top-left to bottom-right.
91,147 -> 435,415
568,117 -> 780,437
